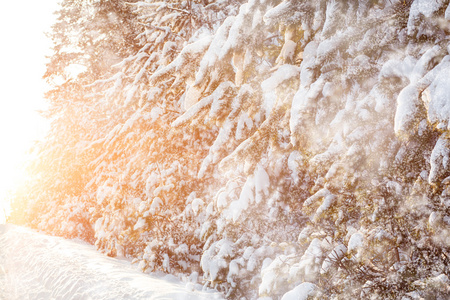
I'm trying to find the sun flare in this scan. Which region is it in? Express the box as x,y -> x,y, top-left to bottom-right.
0,1 -> 57,222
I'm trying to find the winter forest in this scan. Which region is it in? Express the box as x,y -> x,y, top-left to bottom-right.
7,0 -> 450,299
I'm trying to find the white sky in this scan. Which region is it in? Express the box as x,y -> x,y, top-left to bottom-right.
0,1 -> 60,222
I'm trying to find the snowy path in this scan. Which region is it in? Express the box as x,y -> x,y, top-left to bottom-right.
0,224 -> 223,300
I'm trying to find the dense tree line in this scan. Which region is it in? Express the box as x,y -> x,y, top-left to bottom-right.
10,0 -> 450,298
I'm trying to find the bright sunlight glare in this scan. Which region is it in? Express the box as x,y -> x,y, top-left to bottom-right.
0,2 -> 59,222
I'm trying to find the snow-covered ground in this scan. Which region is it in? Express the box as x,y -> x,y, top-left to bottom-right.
0,224 -> 223,300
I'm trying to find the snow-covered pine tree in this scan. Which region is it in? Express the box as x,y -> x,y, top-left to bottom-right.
87,0 -> 241,276
9,0 -> 141,241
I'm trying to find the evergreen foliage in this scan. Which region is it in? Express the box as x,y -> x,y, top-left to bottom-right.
9,0 -> 450,298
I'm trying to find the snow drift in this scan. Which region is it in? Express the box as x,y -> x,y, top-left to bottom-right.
0,224 -> 222,300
